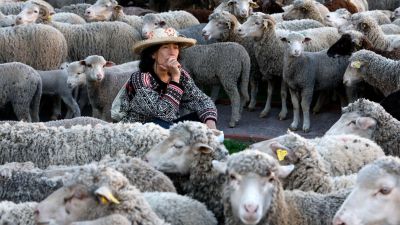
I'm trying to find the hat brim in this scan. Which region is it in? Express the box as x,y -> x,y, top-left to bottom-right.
133,37 -> 197,54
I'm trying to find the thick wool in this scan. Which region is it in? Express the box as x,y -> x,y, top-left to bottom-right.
110,6 -> 143,34
349,49 -> 400,96
0,2 -> 23,15
142,10 -> 200,31
52,12 -> 87,24
342,98 -> 400,156
0,24 -> 67,70
0,122 -> 169,168
55,3 -> 92,18
283,0 -> 326,23
0,117 -> 108,128
0,201 -> 37,225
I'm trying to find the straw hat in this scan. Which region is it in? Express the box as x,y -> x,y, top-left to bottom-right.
133,27 -> 197,54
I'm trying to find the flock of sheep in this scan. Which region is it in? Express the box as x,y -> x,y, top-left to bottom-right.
1,0 -> 400,224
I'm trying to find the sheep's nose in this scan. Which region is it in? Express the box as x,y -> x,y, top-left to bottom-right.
332,217 -> 347,225
238,28 -> 242,32
326,15 -> 330,18
244,204 -> 258,213
85,9 -> 92,15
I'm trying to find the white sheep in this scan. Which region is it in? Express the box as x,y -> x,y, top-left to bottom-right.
51,12 -> 87,24
333,156 -> 400,225
343,49 -> 400,97
282,0 -> 330,24
0,121 -> 169,168
212,150 -> 350,225
213,0 -> 259,22
56,3 -> 92,18
0,1 -> 23,15
0,201 -> 37,225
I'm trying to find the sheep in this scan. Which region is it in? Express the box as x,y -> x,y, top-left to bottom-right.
0,1 -> 23,15
352,14 -> 400,51
238,13 -> 341,120
51,12 -> 87,24
35,166 -> 170,225
326,98 -> 400,157
259,0 -> 285,14
280,31 -> 352,132
0,116 -> 108,127
144,121 -> 228,224
250,132 -> 385,177
16,3 -> 142,64
333,156 -> 400,225
0,201 -> 37,225
212,150 -> 350,225
324,0 -> 368,13
213,0 -> 259,23
0,24 -> 68,70
84,0 -> 118,21
141,11 -> 200,38
0,62 -> 42,122
55,3 -> 92,18
282,0 -> 330,24
180,42 -> 250,128
343,49 -> 400,97
0,153 -> 176,202
366,0 -> 399,11
45,0 -> 97,8
0,121 -> 169,168
109,5 -> 143,33
380,90 -> 400,121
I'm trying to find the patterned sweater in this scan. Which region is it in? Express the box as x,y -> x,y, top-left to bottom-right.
120,68 -> 217,123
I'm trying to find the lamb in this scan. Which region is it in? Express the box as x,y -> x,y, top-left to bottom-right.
343,49 -> 400,97
0,153 -> 176,202
0,201 -> 37,225
333,156 -> 400,225
180,42 -> 250,128
0,62 -> 42,122
281,31 -> 352,132
324,0 -> 368,13
141,11 -> 200,38
35,166 -> 170,225
212,150 -> 350,225
238,13 -> 341,121
250,131 -> 385,177
282,0 -> 330,24
0,24 -> 67,70
0,121 -> 169,168
16,2 -> 141,64
213,0 -> 259,22
326,98 -> 400,157
144,121 -> 228,224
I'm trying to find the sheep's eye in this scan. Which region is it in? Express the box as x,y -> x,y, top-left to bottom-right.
34,10 -> 38,13
154,22 -> 158,25
229,174 -> 237,180
287,41 -> 291,43
268,177 -> 274,182
174,144 -> 183,149
347,120 -> 356,126
255,21 -> 260,25
379,187 -> 392,195
87,64 -> 92,68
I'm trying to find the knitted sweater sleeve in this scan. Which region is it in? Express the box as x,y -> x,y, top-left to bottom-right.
128,71 -> 183,122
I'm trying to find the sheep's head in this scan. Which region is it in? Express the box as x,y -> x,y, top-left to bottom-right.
85,0 -> 118,21
352,15 -> 379,35
282,0 -> 321,21
280,32 -> 311,57
393,6 -> 400,19
333,156 -> 400,225
142,14 -> 167,39
79,55 -> 115,82
16,1 -> 54,25
237,12 -> 275,38
35,167 -> 128,225
327,32 -> 366,57
325,8 -> 351,28
144,121 -> 225,174
66,61 -> 87,89
213,150 -> 294,225
202,11 -> 238,41
225,0 -> 259,19
343,60 -> 366,87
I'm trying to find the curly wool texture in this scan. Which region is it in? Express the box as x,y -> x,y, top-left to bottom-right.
52,12 -> 86,24
0,2 -> 23,15
110,7 -> 143,34
0,117 -> 109,128
0,201 -> 37,225
349,49 -> 400,96
342,98 -> 400,156
142,10 -> 200,31
0,24 -> 68,70
55,3 -> 92,18
143,192 -> 217,225
0,122 -> 169,168
283,0 -> 325,23
222,150 -> 350,225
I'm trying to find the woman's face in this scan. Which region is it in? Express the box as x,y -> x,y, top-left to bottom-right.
152,43 -> 180,67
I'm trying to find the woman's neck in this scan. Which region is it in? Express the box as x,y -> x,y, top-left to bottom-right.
154,63 -> 170,83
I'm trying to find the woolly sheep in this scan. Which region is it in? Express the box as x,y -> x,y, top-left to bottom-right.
280,31 -> 351,132
56,3 -> 92,18
0,116 -> 108,127
0,121 -> 169,168
109,5 -> 143,33
238,13 -> 341,120
35,166 -> 170,225
51,12 -> 87,24
0,2 -> 23,15
84,0 -> 118,21
46,0 -> 97,8
333,156 -> 400,225
250,132 -> 385,176
180,42 -> 250,128
212,150 -> 350,225
0,24 -> 67,70
326,98 -> 400,156
16,3 -> 141,64
343,49 -> 400,97
0,153 -> 176,202
144,121 -> 228,224
213,0 -> 259,22
141,11 -> 200,38
0,62 -> 42,122
0,201 -> 37,225
282,0 -> 330,24
351,14 -> 400,51
366,0 -> 399,11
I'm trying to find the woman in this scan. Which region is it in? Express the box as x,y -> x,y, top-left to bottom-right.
120,27 -> 217,129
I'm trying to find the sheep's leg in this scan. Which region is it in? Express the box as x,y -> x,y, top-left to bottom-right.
210,85 -> 220,102
222,83 -> 241,128
279,80 -> 288,120
301,89 -> 313,133
61,94 -> 81,119
247,76 -> 258,111
51,96 -> 62,120
289,88 -> 300,131
259,80 -> 274,118
312,92 -> 328,114
91,107 -> 102,120
12,101 -> 31,122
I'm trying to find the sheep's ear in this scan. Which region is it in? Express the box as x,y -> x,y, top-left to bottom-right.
79,60 -> 87,66
303,37 -> 311,43
250,1 -> 259,8
269,142 -> 295,162
193,143 -> 213,154
359,22 -> 369,32
263,18 -> 274,28
212,160 -> 227,174
113,5 -> 122,11
350,60 -> 365,69
159,20 -> 166,27
94,186 -> 120,205
104,61 -> 115,67
355,117 -> 377,131
276,164 -> 294,178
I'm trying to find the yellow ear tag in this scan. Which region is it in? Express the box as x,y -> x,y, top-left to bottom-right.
351,61 -> 362,69
99,196 -> 109,205
276,149 -> 288,161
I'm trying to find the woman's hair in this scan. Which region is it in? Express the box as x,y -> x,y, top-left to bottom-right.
139,43 -> 182,73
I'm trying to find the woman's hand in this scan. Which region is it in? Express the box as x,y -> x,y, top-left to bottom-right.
159,57 -> 181,82
205,120 -> 217,129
